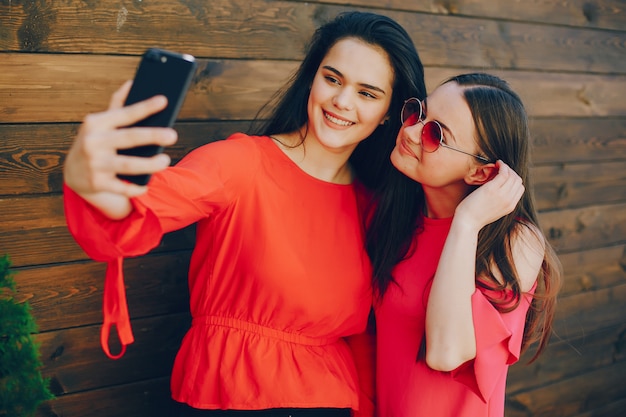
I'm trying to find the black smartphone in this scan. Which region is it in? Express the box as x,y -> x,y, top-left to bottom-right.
117,48 -> 197,185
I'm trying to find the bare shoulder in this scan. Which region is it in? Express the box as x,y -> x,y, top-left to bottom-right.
511,222 -> 546,292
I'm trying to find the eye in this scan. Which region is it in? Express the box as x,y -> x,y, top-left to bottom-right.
439,130 -> 449,144
324,75 -> 341,85
359,90 -> 377,99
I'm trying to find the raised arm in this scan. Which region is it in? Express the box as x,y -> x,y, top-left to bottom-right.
425,161 -> 525,371
63,81 -> 177,219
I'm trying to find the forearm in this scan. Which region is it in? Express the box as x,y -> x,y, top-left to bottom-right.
425,216 -> 479,371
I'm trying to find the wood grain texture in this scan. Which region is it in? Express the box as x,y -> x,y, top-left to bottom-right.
0,121 -> 247,196
302,0 -> 626,31
35,377 -> 173,417
532,160 -> 626,210
505,359 -> 626,416
2,118 -> 624,196
557,244 -> 626,297
3,53 -> 626,124
1,1 -> 624,72
553,282 -> 626,342
538,202 -> 626,253
0,2 -> 624,416
507,324 -> 626,394
13,253 -> 191,331
37,314 -> 189,395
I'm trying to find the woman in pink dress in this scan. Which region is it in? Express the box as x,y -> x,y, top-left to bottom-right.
365,73 -> 562,417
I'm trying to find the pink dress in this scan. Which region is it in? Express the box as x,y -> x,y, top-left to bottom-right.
64,133 -> 374,411
374,216 -> 534,417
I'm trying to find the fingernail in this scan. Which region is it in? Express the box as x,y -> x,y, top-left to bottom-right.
153,95 -> 167,106
157,154 -> 171,166
166,129 -> 177,141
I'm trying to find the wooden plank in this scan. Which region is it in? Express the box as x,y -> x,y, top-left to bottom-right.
557,245 -> 626,297
304,0 -> 626,31
1,196 -> 623,269
529,118 -> 626,165
0,194 -> 195,268
532,160 -> 626,211
505,359 -> 626,416
36,314 -> 189,395
0,54 -> 297,123
569,398 -> 626,417
426,68 -> 626,118
35,377 -> 173,417
0,0 -> 313,58
2,119 -> 624,197
3,53 -> 626,123
552,282 -> 626,341
13,253 -> 190,331
507,323 -> 626,394
396,11 -> 626,74
0,119 -> 626,205
538,202 -> 626,253
0,121 -> 248,196
1,1 -> 624,73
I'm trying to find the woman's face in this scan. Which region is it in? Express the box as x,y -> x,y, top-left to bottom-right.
306,37 -> 394,153
390,81 -> 481,188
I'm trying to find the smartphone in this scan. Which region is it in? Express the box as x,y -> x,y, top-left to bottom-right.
117,48 -> 197,185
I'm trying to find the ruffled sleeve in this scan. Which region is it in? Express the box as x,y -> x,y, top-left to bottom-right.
451,287 -> 534,402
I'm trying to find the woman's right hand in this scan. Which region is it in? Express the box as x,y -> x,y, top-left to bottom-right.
63,81 -> 178,218
455,160 -> 524,230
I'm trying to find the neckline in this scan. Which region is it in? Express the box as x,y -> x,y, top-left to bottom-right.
422,215 -> 454,226
262,135 -> 354,187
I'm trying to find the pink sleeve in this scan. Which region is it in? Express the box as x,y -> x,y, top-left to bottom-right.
451,288 -> 533,402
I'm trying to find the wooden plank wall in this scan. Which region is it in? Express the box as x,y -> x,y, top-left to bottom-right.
1,1 -> 624,416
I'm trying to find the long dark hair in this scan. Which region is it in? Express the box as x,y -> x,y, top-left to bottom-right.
251,11 -> 426,191
368,73 -> 562,361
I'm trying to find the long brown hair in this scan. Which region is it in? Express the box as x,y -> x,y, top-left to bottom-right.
454,73 -> 562,361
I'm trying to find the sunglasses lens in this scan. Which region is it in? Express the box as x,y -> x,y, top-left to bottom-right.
401,99 -> 421,125
421,121 -> 442,152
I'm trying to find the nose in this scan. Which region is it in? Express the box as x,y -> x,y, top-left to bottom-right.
404,119 -> 424,145
332,88 -> 354,110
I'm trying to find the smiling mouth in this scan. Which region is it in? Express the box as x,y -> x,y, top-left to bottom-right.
324,111 -> 354,127
399,138 -> 418,158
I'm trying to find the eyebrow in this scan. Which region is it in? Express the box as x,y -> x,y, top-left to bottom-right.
322,65 -> 387,95
423,98 -> 457,144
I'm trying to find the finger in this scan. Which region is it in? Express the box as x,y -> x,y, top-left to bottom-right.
110,126 -> 178,151
83,95 -> 169,132
113,153 -> 172,177
89,183 -> 150,199
109,80 -> 133,110
113,181 -> 151,198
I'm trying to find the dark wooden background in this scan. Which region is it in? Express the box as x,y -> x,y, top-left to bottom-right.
1,1 -> 625,416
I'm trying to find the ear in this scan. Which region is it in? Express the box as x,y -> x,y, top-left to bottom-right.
380,115 -> 390,125
464,162 -> 498,186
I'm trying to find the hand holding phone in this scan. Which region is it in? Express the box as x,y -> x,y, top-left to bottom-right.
117,48 -> 197,185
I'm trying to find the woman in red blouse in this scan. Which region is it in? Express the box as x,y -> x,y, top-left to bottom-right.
63,11 -> 425,417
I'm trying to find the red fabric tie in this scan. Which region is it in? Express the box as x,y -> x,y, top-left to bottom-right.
100,257 -> 134,359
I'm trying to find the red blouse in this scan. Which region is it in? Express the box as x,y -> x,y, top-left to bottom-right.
64,134 -> 373,411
